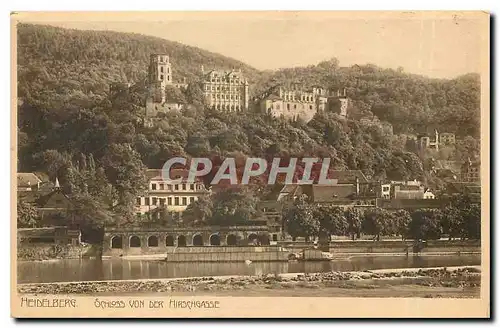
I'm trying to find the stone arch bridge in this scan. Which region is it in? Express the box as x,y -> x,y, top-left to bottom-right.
102,225 -> 271,257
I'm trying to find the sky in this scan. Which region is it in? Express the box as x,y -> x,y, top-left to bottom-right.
18,11 -> 487,79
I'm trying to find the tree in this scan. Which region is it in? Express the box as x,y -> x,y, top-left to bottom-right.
17,199 -> 40,228
314,206 -> 348,240
283,200 -> 320,240
100,144 -> 147,207
407,209 -> 441,241
439,205 -> 462,240
344,207 -> 362,240
361,208 -> 395,241
182,195 -> 213,227
394,209 -> 411,240
460,203 -> 481,240
210,187 -> 260,226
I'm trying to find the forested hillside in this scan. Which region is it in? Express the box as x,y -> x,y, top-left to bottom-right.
16,24 -> 481,229
253,59 -> 480,137
17,23 -> 261,108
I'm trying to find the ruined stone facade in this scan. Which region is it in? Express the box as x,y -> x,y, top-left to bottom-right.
145,54 -> 184,118
259,85 -> 350,122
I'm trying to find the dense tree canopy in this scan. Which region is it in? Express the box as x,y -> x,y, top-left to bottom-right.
17,24 -> 481,232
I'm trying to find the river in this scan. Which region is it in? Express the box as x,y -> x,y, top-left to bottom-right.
17,254 -> 480,284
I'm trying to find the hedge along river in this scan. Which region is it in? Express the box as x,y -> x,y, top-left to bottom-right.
18,254 -> 480,284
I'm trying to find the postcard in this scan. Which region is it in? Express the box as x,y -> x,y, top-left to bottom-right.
11,11 -> 490,318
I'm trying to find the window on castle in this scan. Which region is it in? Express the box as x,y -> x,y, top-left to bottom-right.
167,67 -> 170,73
160,74 -> 164,80
182,197 -> 187,206
190,184 -> 195,190
167,76 -> 170,81
145,198 -> 150,206
190,197 -> 195,204
174,184 -> 179,191
167,197 -> 172,206
151,183 -> 157,190
174,197 -> 180,206
287,104 -> 290,111
152,197 -> 157,206
310,105 -> 313,110
160,198 -> 165,206
136,197 -> 141,206
294,104 -> 297,109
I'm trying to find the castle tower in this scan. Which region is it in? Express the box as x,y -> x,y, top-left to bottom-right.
149,54 -> 172,85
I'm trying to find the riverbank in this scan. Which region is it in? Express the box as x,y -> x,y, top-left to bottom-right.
18,266 -> 481,298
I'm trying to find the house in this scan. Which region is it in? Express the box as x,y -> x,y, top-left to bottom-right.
136,168 -> 210,217
275,170 -> 376,207
17,173 -> 42,191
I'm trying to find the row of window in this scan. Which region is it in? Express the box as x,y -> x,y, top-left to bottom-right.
212,104 -> 243,111
272,103 -> 314,111
137,196 -> 197,207
150,183 -> 202,191
205,85 -> 242,92
208,78 -> 241,84
159,66 -> 170,74
159,74 -> 171,82
208,93 -> 241,100
282,94 -> 315,102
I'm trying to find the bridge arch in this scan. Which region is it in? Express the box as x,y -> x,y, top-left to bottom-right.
129,235 -> 141,248
148,235 -> 159,247
226,234 -> 237,246
165,235 -> 175,246
110,235 -> 123,249
177,235 -> 187,247
192,234 -> 204,246
209,234 -> 220,246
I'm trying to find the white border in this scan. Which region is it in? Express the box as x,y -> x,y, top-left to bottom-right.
2,0 -> 497,326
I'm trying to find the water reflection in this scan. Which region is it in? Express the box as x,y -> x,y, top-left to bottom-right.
17,254 -> 481,284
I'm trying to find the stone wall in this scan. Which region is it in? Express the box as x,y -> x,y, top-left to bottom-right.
17,243 -> 91,261
166,246 -> 289,262
279,240 -> 481,255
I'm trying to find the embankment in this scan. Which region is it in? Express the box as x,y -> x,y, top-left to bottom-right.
18,266 -> 481,298
17,243 -> 100,261
281,240 -> 480,255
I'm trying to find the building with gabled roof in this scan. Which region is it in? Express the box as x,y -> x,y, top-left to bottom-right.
17,173 -> 42,191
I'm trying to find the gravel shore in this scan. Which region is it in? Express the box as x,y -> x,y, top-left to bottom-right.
18,266 -> 481,298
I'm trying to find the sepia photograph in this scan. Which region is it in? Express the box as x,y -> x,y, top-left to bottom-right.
11,11 -> 490,318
